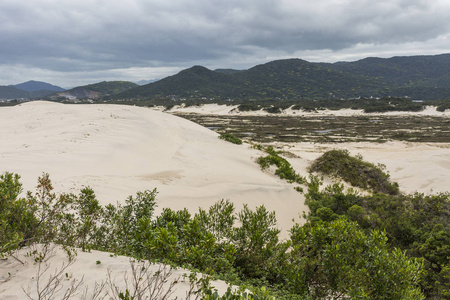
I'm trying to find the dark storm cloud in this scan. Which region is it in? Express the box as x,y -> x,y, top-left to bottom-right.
1,0 -> 450,86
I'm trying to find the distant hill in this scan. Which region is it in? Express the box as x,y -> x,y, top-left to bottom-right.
231,58 -> 385,99
114,54 -> 450,101
0,86 -> 29,99
0,80 -> 65,100
117,66 -> 240,99
12,80 -> 65,92
55,81 -> 138,100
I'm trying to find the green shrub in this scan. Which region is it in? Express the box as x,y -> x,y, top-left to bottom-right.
310,149 -> 399,195
237,103 -> 260,112
233,205 -> 280,279
256,146 -> 306,185
219,133 -> 243,145
287,219 -> 424,299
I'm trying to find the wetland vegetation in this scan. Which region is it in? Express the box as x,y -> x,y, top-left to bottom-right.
176,113 -> 450,143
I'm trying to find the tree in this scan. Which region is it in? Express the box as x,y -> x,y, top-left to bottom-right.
233,205 -> 280,278
286,219 -> 424,299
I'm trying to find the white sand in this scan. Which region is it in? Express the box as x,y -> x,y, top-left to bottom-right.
0,244 -> 231,299
274,141 -> 450,195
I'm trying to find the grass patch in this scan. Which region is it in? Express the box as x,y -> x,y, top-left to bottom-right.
256,146 -> 306,185
219,133 -> 243,144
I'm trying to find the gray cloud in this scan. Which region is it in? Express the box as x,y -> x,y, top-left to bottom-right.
1,0 -> 450,86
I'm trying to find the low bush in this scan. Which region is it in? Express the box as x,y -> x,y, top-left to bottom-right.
256,146 -> 306,185
310,149 -> 399,195
219,133 -> 243,145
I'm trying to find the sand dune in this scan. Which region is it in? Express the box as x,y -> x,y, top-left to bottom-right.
0,101 -> 307,230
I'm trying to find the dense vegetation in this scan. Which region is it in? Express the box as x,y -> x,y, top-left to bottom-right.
306,151 -> 450,299
80,81 -> 139,95
1,172 -> 425,299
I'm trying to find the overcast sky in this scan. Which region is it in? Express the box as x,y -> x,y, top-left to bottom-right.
1,0 -> 450,88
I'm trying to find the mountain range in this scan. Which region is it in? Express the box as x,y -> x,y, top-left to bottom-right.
116,54 -> 450,100
2,54 -> 450,101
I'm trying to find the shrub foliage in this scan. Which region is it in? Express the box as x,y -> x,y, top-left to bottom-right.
310,149 -> 399,195
305,175 -> 450,299
219,133 -> 243,145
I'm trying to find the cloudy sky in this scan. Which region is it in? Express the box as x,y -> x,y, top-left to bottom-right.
1,0 -> 450,88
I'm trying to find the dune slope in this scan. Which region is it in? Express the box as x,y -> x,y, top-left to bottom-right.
0,101 -> 306,232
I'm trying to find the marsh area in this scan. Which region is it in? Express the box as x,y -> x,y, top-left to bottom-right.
174,113 -> 450,143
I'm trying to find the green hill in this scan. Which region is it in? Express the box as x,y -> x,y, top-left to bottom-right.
325,54 -> 450,87
324,54 -> 450,99
117,66 -> 239,99
232,58 -> 386,99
